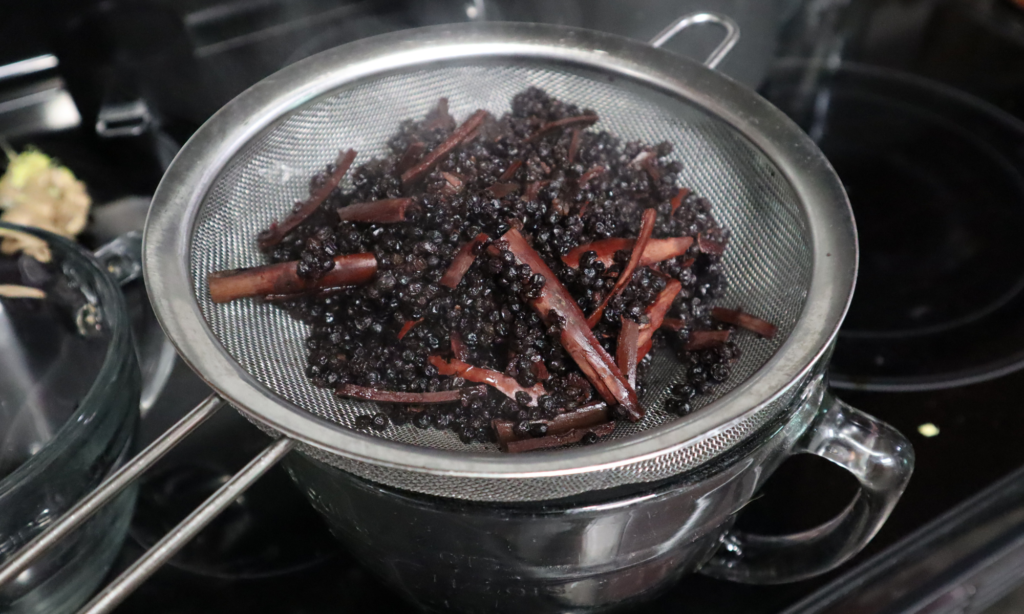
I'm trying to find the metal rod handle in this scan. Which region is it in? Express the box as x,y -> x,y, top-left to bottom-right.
0,394 -> 225,587
648,12 -> 741,69
77,437 -> 296,614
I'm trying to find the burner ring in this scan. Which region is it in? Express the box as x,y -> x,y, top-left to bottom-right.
767,62 -> 1024,390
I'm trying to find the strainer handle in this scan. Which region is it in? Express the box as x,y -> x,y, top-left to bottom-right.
648,12 -> 741,69
699,390 -> 915,584
95,230 -> 177,412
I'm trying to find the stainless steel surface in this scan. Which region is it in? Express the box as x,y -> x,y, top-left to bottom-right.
649,12 -> 740,68
0,54 -> 80,138
144,21 -> 857,501
76,436 -> 295,614
0,55 -> 58,81
0,395 -> 224,588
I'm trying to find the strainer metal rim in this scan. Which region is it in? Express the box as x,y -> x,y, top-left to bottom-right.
143,22 -> 857,480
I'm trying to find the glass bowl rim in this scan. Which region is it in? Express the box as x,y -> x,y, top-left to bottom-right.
0,221 -> 135,495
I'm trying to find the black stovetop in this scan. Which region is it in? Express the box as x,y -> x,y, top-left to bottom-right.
8,0 -> 1024,612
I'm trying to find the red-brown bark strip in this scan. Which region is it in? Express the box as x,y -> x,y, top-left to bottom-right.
685,329 -> 731,351
531,359 -> 550,381
258,148 -> 356,250
500,228 -> 642,421
440,233 -> 490,289
711,307 -> 778,339
492,402 -> 610,446
505,421 -> 615,453
568,128 -> 581,165
642,156 -> 661,182
336,384 -> 483,404
486,182 -> 520,198
698,232 -> 727,255
441,172 -> 464,193
450,331 -> 470,362
208,253 -> 377,303
637,279 -> 682,361
670,187 -> 690,215
587,208 -> 657,328
578,165 -> 606,186
525,113 -> 599,143
524,180 -> 549,201
493,420 -> 518,445
337,197 -> 415,223
562,236 -> 694,269
498,159 -> 522,182
401,110 -> 488,185
428,356 -> 546,406
396,140 -> 425,174
617,318 -> 640,388
398,318 -> 422,340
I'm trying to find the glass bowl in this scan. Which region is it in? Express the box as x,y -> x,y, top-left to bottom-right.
0,222 -> 140,614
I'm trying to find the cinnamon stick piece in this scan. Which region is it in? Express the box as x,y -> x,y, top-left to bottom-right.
641,156 -> 662,182
493,420 -> 518,446
698,232 -> 727,255
396,140 -> 426,174
441,172 -> 464,193
208,253 -> 377,303
587,208 -> 658,328
429,355 -> 546,406
568,128 -> 581,165
486,182 -> 520,198
337,384 -> 484,404
440,233 -> 490,289
524,180 -> 549,201
505,421 -> 615,453
562,236 -> 694,269
492,402 -> 610,446
526,113 -> 599,143
637,279 -> 682,361
258,148 -> 356,251
398,318 -> 422,340
711,307 -> 778,339
401,110 -> 488,185
670,188 -> 690,215
338,198 -> 416,223
498,159 -> 522,182
500,228 -> 642,421
617,318 -> 640,388
450,331 -> 470,362
662,317 -> 686,331
578,165 -> 605,185
685,330 -> 731,351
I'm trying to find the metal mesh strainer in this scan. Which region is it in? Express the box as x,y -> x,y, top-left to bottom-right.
143,22 -> 855,502
0,21 -> 859,613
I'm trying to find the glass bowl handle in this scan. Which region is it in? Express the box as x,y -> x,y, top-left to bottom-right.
700,390 -> 915,584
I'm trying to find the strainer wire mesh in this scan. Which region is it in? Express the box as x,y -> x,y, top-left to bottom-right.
190,60 -> 812,501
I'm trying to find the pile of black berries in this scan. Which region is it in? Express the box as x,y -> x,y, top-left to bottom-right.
261,87 -> 740,445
